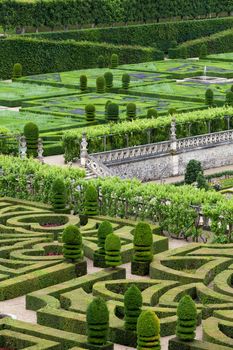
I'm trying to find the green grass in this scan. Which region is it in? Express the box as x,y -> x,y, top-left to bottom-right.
207,52 -> 233,62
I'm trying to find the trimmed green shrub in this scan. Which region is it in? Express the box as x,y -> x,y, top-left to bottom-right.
176,295 -> 197,341
168,108 -> 177,116
127,103 -> 136,120
184,160 -> 203,185
205,89 -> 214,106
147,108 -> 158,119
225,91 -> 233,106
124,284 -> 142,331
96,76 -> 106,93
133,222 -> 153,263
111,54 -> 119,68
104,71 -> 113,90
84,185 -> 99,216
51,177 -> 67,211
12,63 -> 22,78
180,46 -> 188,59
107,103 -> 119,122
80,75 -> 87,92
196,172 -> 208,190
105,100 -> 111,118
199,43 -> 207,58
87,297 -> 109,346
62,225 -> 83,262
137,310 -> 160,350
23,122 -> 39,158
105,233 -> 122,267
98,220 -> 113,255
98,55 -> 105,68
85,104 -> 96,122
122,73 -> 130,90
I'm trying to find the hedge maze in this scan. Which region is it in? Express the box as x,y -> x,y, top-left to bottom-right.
0,197 -> 232,349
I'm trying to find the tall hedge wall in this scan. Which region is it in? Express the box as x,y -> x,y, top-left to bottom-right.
0,0 -> 232,30
0,37 -> 162,79
26,17 -> 233,50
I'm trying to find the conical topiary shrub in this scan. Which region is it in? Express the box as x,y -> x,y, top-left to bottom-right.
111,54 -> 119,68
80,75 -> 87,92
137,310 -> 160,350
12,63 -> 22,79
94,220 -> 113,267
105,233 -> 121,267
85,104 -> 96,122
23,122 -> 39,157
62,225 -> 83,261
51,177 -> 67,212
104,71 -> 113,90
226,91 -> 233,106
199,44 -> 207,59
176,295 -> 197,341
84,185 -> 99,216
147,108 -> 158,119
122,73 -> 130,90
96,76 -> 105,93
98,55 -> 105,68
127,103 -> 136,120
205,88 -> 214,106
107,102 -> 119,122
124,284 -> 142,331
87,297 -> 109,346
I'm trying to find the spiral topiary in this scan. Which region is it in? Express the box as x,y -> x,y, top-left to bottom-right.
98,55 -> 105,68
23,122 -> 39,157
104,71 -> 113,90
225,91 -> 233,106
85,104 -> 96,122
205,88 -> 214,106
133,222 -> 153,262
105,233 -> 121,267
80,75 -> 87,92
147,108 -> 158,119
176,295 -> 197,341
62,225 -> 83,261
124,284 -> 142,331
98,220 -> 113,255
127,103 -> 137,120
105,100 -> 111,118
51,177 -> 67,211
111,53 -> 119,68
107,102 -> 119,122
96,76 -> 106,93
137,310 -> 160,350
87,297 -> 109,345
84,185 -> 99,216
12,63 -> 22,79
122,73 -> 130,90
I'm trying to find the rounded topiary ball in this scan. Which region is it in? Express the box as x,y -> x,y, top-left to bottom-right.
134,222 -> 153,247
137,310 -> 160,338
12,63 -> 22,78
62,225 -> 82,245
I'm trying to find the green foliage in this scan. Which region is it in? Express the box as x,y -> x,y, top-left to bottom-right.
84,185 -> 99,216
147,108 -> 158,118
122,73 -> 130,90
104,71 -> 113,90
199,44 -> 208,58
96,76 -> 105,93
87,297 -> 109,345
133,222 -> 153,262
97,55 -> 105,68
23,122 -> 39,158
137,310 -> 160,350
12,63 -> 22,79
111,54 -> 119,68
184,160 -> 203,185
85,104 -> 96,122
176,295 -> 197,341
80,75 -> 87,92
51,177 -> 67,211
62,225 -> 83,261
168,108 -> 177,116
205,89 -> 214,106
105,233 -> 121,267
98,220 -> 113,255
127,103 -> 136,120
124,284 -> 142,331
180,46 -> 188,59
225,91 -> 233,106
196,172 -> 208,191
107,102 -> 119,122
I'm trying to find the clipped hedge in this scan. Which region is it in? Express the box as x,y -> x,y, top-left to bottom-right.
0,37 -> 162,79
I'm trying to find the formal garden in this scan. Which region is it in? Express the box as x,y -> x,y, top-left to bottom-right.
2,2 -> 233,349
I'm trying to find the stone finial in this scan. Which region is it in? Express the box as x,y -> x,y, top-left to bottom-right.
80,133 -> 88,167
19,135 -> 27,159
170,118 -> 177,141
37,138 -> 44,163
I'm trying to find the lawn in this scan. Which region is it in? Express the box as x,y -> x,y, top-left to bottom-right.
207,52 -> 233,62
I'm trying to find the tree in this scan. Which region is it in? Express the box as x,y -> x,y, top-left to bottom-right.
205,89 -> 214,106
105,233 -> 121,267
122,73 -> 130,89
96,76 -> 105,93
111,53 -> 119,68
84,185 -> 99,216
62,225 -> 83,261
137,310 -> 160,350
23,122 -> 39,157
133,222 -> 153,262
85,104 -> 96,122
98,220 -> 113,255
104,71 -> 113,90
184,160 -> 203,184
225,91 -> 233,106
12,63 -> 22,79
51,177 -> 67,211
107,102 -> 119,122
196,172 -> 208,190
176,295 -> 197,341
80,75 -> 87,92
199,44 -> 207,58
147,108 -> 158,118
87,297 -> 109,345
127,103 -> 137,120
98,55 -> 105,68
180,46 -> 188,59
124,284 -> 142,331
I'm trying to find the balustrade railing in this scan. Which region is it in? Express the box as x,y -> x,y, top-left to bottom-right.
86,154 -> 115,177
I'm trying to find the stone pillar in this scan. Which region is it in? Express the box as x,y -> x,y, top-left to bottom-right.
37,138 -> 44,163
19,135 -> 27,159
170,118 -> 179,176
80,133 -> 88,167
